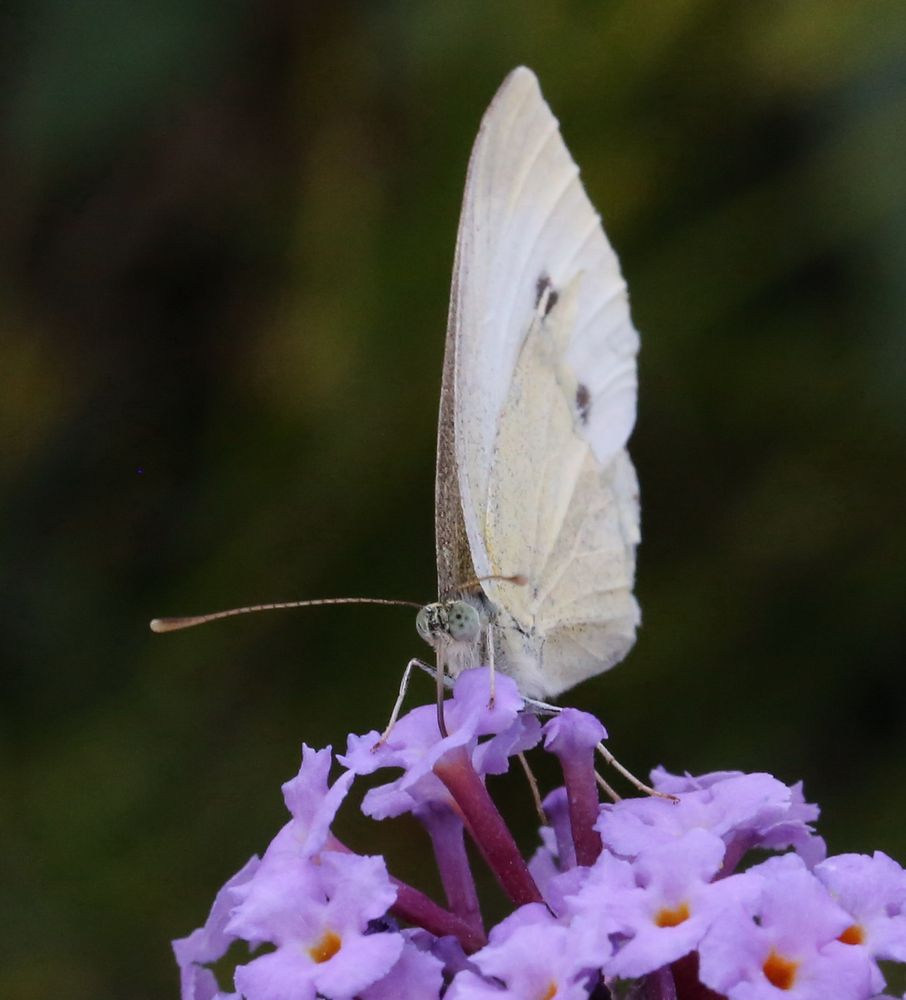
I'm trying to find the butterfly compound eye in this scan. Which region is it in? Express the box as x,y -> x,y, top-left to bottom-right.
415,606 -> 432,642
447,601 -> 480,643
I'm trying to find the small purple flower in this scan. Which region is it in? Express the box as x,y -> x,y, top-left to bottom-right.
447,903 -> 602,1000
344,669 -> 544,908
698,854 -> 877,999
569,827 -> 759,979
649,769 -> 826,866
342,668 -> 538,821
359,929 -> 445,1000
528,787 -> 577,901
543,708 -> 607,750
557,846 -> 634,934
544,709 -> 607,866
600,769 -> 825,872
279,744 -> 355,854
815,852 -> 906,976
252,744 -> 355,868
344,669 -> 532,770
229,851 -> 403,1000
172,855 -> 260,1000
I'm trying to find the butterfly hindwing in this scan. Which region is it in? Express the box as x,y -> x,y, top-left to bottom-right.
482,277 -> 639,698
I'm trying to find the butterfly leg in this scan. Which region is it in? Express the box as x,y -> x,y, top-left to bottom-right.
522,698 -> 674,801
375,657 -> 435,748
594,771 -> 622,804
522,696 -> 562,716
595,742 -> 676,801
515,751 -> 546,824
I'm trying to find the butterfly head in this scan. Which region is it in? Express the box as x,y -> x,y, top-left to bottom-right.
416,599 -> 483,648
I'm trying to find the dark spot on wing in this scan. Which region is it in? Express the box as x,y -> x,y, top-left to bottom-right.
535,273 -> 559,316
575,383 -> 591,424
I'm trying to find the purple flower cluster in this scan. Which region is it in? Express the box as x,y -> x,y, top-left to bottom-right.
174,669 -> 906,999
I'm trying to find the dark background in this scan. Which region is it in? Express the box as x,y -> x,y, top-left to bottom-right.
2,2 -> 905,997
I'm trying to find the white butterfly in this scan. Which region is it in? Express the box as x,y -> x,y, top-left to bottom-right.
149,67 -> 640,705
416,67 -> 641,701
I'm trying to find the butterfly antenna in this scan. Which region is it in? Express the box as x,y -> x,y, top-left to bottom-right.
149,596 -> 423,634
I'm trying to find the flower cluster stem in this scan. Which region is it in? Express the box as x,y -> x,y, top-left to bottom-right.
559,749 -> 603,867
434,745 -> 543,907
419,802 -> 485,937
668,952 -> 724,1000
390,876 -> 487,953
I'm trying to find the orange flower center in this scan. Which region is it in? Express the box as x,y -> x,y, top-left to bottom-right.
763,949 -> 799,990
654,901 -> 691,928
539,983 -> 558,1000
838,924 -> 865,945
308,929 -> 342,964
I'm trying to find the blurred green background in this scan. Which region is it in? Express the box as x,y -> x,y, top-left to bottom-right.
2,1 -> 905,997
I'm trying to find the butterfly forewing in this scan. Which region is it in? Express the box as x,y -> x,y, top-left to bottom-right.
435,256 -> 478,599
436,67 -> 641,698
